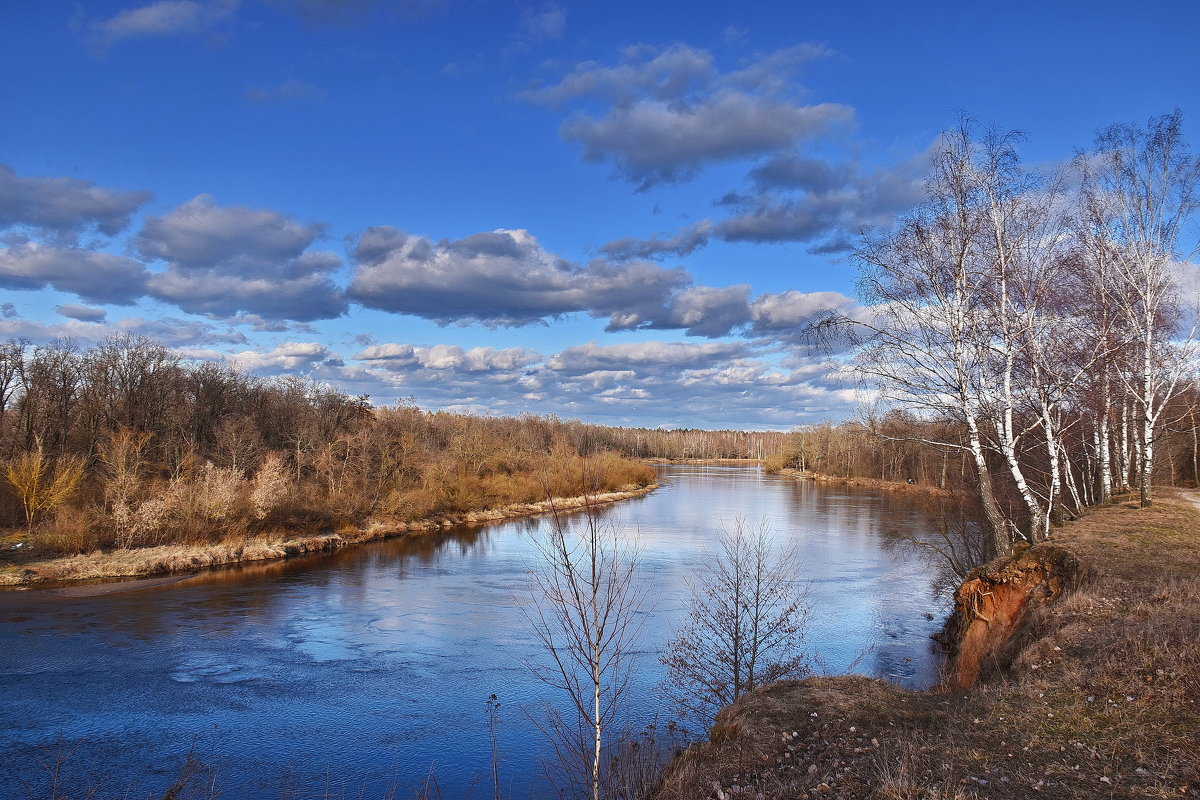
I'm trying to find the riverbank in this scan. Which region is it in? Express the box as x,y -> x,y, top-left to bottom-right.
653,492 -> 1200,800
769,467 -> 958,497
0,483 -> 658,588
642,457 -> 764,465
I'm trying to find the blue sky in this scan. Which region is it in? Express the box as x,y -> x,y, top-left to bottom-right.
1,0 -> 1197,429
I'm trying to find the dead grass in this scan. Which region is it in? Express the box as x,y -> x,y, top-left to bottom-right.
653,493 -> 1200,800
771,468 -> 958,499
0,483 -> 659,586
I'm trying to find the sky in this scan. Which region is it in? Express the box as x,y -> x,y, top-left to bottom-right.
1,0 -> 1197,430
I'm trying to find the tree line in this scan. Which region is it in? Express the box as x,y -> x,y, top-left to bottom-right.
0,333 -> 655,554
579,424 -> 787,461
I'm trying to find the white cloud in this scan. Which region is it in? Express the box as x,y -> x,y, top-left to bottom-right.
0,242 -> 148,304
0,164 -> 152,240
547,340 -> 749,375
136,195 -> 346,320
347,226 -> 689,327
91,0 -> 238,47
524,43 -> 849,189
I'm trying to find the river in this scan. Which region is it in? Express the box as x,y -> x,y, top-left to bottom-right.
0,464 -> 963,799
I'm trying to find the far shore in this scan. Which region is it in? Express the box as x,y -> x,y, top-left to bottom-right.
0,483 -> 658,590
641,457 -> 763,465
769,467 -> 956,496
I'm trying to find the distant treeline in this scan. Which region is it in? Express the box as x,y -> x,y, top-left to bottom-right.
581,425 -> 788,461
766,403 -> 1200,512
0,334 -> 654,555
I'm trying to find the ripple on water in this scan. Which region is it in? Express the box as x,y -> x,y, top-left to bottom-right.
170,655 -> 267,683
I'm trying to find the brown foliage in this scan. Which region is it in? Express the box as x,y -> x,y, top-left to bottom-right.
0,335 -> 657,560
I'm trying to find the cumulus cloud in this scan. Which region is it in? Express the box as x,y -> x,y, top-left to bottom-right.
112,315 -> 249,346
179,341 -> 343,375
597,145 -> 929,255
0,164 -> 152,240
90,0 -> 238,47
136,193 -> 324,270
146,268 -> 346,320
748,153 -> 853,193
0,242 -> 147,304
347,226 -> 689,327
522,43 -> 715,108
749,289 -> 857,332
547,340 -> 749,375
346,221 -> 865,340
602,284 -> 753,338
656,285 -> 753,337
716,148 -> 930,251
0,317 -> 109,344
600,220 -> 713,261
716,193 -> 851,244
356,343 -> 542,372
221,332 -> 860,428
56,303 -> 107,322
564,94 -> 852,190
0,313 -> 246,349
136,194 -> 347,320
524,43 -> 849,189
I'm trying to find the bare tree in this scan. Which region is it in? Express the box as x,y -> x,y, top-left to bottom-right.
1080,110 -> 1200,506
524,500 -> 646,800
0,338 -> 27,457
660,518 -> 809,727
5,440 -> 84,529
855,122 -> 1014,552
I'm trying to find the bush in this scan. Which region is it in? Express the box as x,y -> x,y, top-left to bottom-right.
35,511 -> 98,555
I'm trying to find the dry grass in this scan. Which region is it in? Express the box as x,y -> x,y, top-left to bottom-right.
0,483 -> 658,586
653,493 -> 1200,800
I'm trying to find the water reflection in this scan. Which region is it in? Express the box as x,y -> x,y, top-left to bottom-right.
0,465 -> 965,799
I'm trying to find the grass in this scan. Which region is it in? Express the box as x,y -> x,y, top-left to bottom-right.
0,484 -> 658,586
653,491 -> 1200,800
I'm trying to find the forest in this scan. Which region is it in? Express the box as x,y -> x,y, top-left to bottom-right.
0,333 -> 662,557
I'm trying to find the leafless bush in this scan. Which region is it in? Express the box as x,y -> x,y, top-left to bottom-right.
661,518 -> 810,727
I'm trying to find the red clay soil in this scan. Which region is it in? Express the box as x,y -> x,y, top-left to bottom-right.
938,543 -> 1081,689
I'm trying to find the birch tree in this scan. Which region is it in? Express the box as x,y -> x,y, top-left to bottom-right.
524,502 -> 646,800
974,127 -> 1077,539
1081,110 -> 1200,506
855,122 -> 1014,553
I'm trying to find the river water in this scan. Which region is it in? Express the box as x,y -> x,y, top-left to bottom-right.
0,465 -> 962,799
